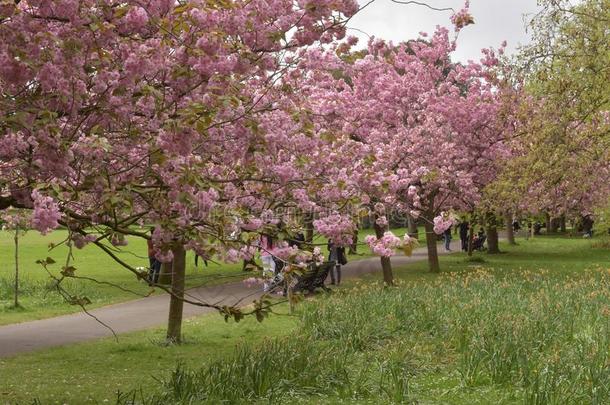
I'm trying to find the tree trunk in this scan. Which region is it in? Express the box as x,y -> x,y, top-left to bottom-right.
407,214 -> 418,239
304,212 -> 314,247
14,227 -> 19,308
560,215 -> 566,233
549,216 -> 559,233
505,212 -> 516,245
373,219 -> 394,285
487,226 -> 500,253
157,261 -> 172,285
467,222 -> 475,256
423,218 -> 440,272
545,212 -> 552,234
166,244 -> 186,344
486,213 -> 500,254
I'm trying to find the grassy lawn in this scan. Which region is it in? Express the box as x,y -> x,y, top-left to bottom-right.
0,308 -> 297,403
0,227 -> 420,325
388,233 -> 610,281
0,230 -> 247,325
1,234 -> 608,404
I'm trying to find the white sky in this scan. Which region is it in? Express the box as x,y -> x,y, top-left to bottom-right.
347,0 -> 541,63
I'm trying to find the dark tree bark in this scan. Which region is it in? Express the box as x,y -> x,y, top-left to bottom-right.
423,214 -> 440,272
0,195 -> 28,211
486,213 -> 500,254
467,221 -> 475,257
304,212 -> 314,246
560,215 -> 566,233
373,218 -> 394,285
157,261 -> 172,285
505,212 -> 516,245
545,212 -> 552,234
166,244 -> 186,343
487,226 -> 500,253
549,216 -> 559,233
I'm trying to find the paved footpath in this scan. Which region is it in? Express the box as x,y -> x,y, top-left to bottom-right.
0,240 -> 460,358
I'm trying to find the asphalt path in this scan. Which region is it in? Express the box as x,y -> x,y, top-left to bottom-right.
0,240 -> 461,358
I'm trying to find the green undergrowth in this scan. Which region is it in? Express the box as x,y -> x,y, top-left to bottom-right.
118,237 -> 610,404
0,309 -> 297,403
3,236 -> 607,404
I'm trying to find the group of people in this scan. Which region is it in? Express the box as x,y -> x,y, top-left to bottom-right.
145,225 -> 347,291
442,221 -> 487,252
259,232 -> 346,291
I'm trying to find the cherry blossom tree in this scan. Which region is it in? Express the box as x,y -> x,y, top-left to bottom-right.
0,0 -> 360,342
295,16 -> 516,274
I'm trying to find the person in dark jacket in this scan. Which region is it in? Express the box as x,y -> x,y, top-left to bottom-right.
147,228 -> 161,284
458,221 -> 469,251
443,226 -> 452,251
327,241 -> 347,285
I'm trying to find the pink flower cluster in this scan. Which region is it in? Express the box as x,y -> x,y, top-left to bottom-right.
72,233 -> 98,249
433,213 -> 457,235
30,190 -> 60,235
313,214 -> 356,246
451,1 -> 474,30
364,231 -> 403,257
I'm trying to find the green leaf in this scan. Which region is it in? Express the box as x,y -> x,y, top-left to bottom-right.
61,266 -> 77,277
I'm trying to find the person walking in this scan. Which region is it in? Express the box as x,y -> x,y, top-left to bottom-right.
147,230 -> 161,284
327,241 -> 347,285
259,234 -> 276,292
512,219 -> 521,234
443,225 -> 452,251
458,221 -> 469,251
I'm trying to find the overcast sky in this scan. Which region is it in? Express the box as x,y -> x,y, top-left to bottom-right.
347,0 -> 541,63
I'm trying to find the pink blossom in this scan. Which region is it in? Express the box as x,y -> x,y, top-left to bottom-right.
365,231 -> 403,257
451,1 -> 474,31
375,216 -> 389,227
1,211 -> 30,231
313,214 -> 356,246
155,249 -> 174,263
31,190 -> 60,235
433,212 -> 457,235
224,248 -> 240,263
124,6 -> 149,30
242,219 -> 263,231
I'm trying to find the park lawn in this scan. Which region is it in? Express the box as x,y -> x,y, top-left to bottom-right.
1,235 -> 608,404
0,305 -> 297,404
137,235 -> 608,404
387,233 -> 610,282
0,227 -> 419,325
0,230 -> 247,325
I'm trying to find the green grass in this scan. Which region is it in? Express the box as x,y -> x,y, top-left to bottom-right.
2,235 -> 608,404
0,227 -> 420,325
130,236 -> 610,404
0,307 -> 297,404
387,234 -> 610,282
0,230 -> 248,325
